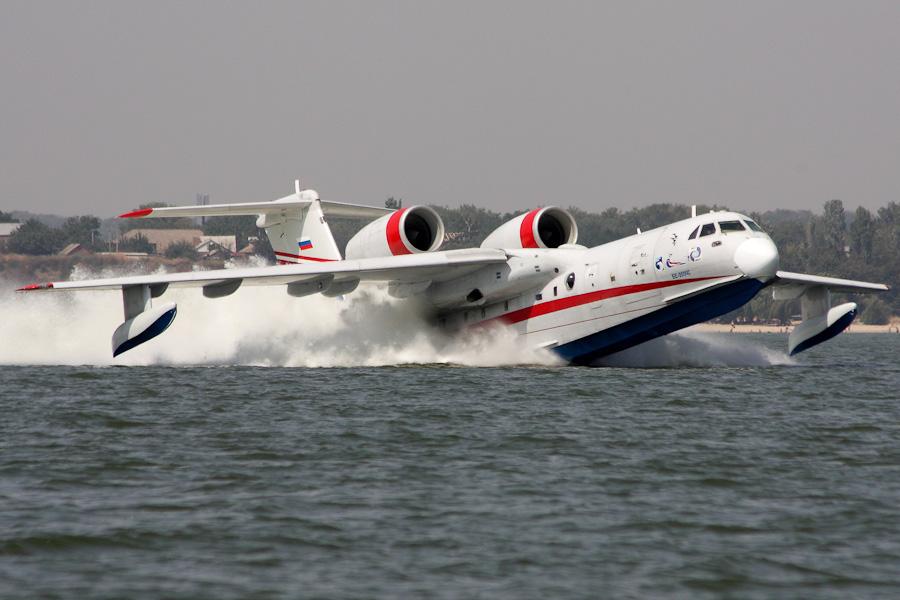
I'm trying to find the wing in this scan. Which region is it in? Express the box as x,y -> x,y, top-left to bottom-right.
770,270 -> 889,355
772,271 -> 888,295
17,248 -> 508,356
119,197 -> 389,220
18,248 -> 507,292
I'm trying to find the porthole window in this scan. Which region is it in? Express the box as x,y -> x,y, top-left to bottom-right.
566,273 -> 575,290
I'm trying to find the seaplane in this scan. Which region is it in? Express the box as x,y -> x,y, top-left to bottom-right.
17,180 -> 889,363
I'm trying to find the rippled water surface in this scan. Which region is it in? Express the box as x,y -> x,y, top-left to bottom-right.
2,334 -> 899,599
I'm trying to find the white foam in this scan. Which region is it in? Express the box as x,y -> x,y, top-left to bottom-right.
0,266 -> 558,368
595,329 -> 795,368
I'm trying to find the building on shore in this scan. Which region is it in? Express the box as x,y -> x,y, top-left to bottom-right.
120,229 -> 204,254
0,222 -> 21,250
119,229 -> 236,258
58,243 -> 91,256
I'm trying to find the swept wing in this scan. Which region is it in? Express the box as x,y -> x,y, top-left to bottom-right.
770,270 -> 889,355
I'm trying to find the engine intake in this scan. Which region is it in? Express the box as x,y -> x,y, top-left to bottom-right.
481,206 -> 578,250
345,206 -> 444,259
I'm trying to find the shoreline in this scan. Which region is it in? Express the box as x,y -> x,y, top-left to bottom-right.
689,322 -> 900,334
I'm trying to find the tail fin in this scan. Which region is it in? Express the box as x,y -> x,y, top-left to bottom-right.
119,180 -> 390,264
260,185 -> 342,263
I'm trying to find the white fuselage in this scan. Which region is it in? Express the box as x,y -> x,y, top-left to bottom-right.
432,211 -> 779,364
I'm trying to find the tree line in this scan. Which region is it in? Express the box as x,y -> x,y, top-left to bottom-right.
3,199 -> 896,322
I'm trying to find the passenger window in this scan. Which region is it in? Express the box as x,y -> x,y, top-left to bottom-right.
699,223 -> 716,237
718,220 -> 746,233
566,273 -> 575,290
688,225 -> 700,240
744,220 -> 764,232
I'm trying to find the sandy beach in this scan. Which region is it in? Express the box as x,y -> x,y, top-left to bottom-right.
690,321 -> 900,334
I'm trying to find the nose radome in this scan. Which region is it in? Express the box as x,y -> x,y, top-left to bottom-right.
734,237 -> 779,279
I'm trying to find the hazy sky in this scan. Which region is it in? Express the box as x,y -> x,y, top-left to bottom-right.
2,1 -> 899,217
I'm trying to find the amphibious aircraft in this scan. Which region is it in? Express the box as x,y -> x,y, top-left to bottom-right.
18,181 -> 888,363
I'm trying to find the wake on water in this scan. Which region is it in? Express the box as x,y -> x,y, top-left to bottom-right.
0,265 -> 792,368
593,330 -> 795,368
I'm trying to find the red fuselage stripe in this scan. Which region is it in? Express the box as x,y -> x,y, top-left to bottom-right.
274,251 -> 337,263
496,276 -> 727,325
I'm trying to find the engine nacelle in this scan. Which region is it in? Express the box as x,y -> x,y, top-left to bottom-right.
481,206 -> 578,250
345,206 -> 444,260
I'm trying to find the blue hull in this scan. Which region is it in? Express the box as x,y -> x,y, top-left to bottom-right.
554,278 -> 765,365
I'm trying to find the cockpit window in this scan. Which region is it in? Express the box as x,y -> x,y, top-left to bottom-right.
718,220 -> 746,233
744,219 -> 764,232
688,225 -> 700,240
699,223 -> 716,237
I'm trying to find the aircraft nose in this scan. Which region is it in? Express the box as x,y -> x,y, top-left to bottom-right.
734,237 -> 779,280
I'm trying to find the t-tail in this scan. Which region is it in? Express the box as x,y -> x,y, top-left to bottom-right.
119,180 -> 389,264
107,179 -> 391,353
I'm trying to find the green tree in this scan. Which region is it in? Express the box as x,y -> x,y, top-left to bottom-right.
435,204 -> 504,249
849,206 -> 875,262
0,211 -> 18,223
5,219 -> 65,255
203,215 -> 258,250
62,215 -> 102,249
384,197 -> 402,209
822,199 -> 847,254
860,298 -> 891,325
164,240 -> 199,260
118,233 -> 153,253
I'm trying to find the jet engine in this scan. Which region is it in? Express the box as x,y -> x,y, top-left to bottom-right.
481,207 -> 578,249
345,206 -> 445,259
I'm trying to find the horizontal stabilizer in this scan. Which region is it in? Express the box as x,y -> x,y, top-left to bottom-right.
120,197 -> 390,220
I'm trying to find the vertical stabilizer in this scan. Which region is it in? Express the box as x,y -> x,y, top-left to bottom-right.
257,182 -> 342,264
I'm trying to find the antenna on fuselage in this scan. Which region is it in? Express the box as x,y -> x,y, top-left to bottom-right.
691,205 -> 697,218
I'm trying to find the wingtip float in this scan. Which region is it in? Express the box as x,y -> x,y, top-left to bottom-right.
111,302 -> 178,357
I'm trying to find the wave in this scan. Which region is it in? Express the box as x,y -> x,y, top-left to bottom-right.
595,328 -> 795,368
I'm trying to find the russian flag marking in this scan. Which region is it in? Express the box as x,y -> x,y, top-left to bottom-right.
298,239 -> 314,251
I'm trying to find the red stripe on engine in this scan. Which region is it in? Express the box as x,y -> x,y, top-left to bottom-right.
519,208 -> 541,248
386,208 -> 411,255
497,276 -> 726,325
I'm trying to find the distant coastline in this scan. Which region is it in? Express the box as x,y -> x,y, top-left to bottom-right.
690,322 -> 900,334
0,254 -> 229,288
